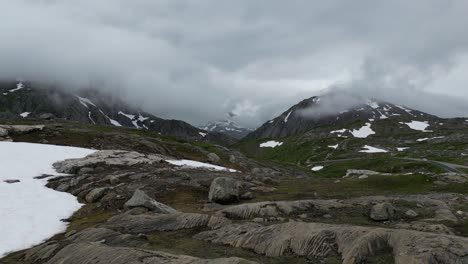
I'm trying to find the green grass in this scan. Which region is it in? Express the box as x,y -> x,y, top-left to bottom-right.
254,174 -> 435,201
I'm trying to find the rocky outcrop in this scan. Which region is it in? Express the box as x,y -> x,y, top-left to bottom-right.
46,243 -> 258,264
208,177 -> 240,204
124,189 -> 177,213
217,199 -> 350,219
195,222 -> 468,264
104,212 -> 231,233
0,124 -> 44,141
53,150 -> 166,174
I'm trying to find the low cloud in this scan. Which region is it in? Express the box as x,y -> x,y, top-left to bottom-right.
1,1 -> 468,128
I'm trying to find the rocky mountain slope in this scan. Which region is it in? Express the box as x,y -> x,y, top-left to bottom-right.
201,119 -> 253,139
0,81 -> 234,144
239,94 -> 468,174
247,95 -> 438,139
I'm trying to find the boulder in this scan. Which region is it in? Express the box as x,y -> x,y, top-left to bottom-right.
405,209 -> 419,218
207,152 -> 221,163
370,202 -> 395,221
85,187 -> 110,203
124,189 -> 177,213
208,177 -> 240,204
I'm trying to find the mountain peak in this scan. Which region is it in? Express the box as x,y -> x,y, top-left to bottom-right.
248,94 -> 437,139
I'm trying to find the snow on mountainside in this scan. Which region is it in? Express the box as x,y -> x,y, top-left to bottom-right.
200,119 -> 253,139
247,95 -> 438,139
0,81 -> 235,144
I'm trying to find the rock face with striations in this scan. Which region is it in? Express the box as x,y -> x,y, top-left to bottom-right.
208,177 -> 240,204
53,150 -> 165,174
195,222 -> 468,264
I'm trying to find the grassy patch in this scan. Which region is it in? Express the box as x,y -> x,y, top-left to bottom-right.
254,174 -> 435,201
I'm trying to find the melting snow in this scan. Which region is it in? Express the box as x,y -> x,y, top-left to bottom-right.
397,147 -> 409,151
417,136 -> 445,142
330,129 -> 347,134
88,112 -> 96,124
138,114 -> 149,122
284,111 -> 293,123
311,166 -> 324,171
20,112 -> 31,118
405,121 -> 431,132
367,101 -> 379,109
166,159 -> 237,172
328,144 -> 339,149
8,82 -> 25,93
260,141 -> 283,148
0,142 -> 95,257
98,110 -> 122,127
118,111 -> 141,129
359,145 -> 388,153
76,96 -> 96,109
351,123 -> 375,138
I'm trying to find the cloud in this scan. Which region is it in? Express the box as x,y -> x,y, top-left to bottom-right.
1,0 -> 468,127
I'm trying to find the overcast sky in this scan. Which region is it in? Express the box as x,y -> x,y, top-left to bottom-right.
2,1 -> 468,127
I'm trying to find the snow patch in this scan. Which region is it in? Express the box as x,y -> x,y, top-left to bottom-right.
359,145 -> 388,153
311,166 -> 324,171
260,141 -> 283,148
20,112 -> 31,118
0,142 -> 95,257
330,129 -> 347,134
404,121 -> 431,132
417,136 -> 445,142
397,147 -> 409,151
351,123 -> 375,138
284,111 -> 293,123
9,82 -> 25,93
76,96 -> 96,109
166,159 -> 237,172
328,144 -> 339,149
199,132 -> 207,137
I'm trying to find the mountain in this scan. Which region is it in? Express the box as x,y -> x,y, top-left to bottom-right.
0,80 -> 235,144
200,119 -> 253,139
247,95 -> 437,139
240,93 -> 468,172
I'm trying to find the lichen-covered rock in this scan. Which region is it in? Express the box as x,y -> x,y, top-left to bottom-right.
104,212 -> 231,233
370,202 -> 395,221
124,189 -> 177,213
194,222 -> 468,264
207,152 -> 221,163
208,177 -> 240,204
53,150 -> 166,174
45,243 -> 258,264
85,187 -> 110,203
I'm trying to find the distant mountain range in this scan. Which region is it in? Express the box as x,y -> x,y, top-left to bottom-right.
0,81 -> 235,144
200,119 -> 253,139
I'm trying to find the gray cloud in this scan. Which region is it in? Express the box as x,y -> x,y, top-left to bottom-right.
1,0 -> 468,128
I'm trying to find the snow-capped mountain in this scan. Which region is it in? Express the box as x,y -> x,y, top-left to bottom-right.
200,119 -> 253,139
247,94 -> 438,139
0,80 -> 235,144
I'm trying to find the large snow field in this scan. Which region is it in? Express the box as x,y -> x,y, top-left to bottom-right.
0,142 -> 95,257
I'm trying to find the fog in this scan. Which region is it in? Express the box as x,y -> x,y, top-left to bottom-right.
2,1 -> 468,127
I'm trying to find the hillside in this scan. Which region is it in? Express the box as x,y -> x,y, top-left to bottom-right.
0,81 -> 235,144
240,95 -> 468,174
